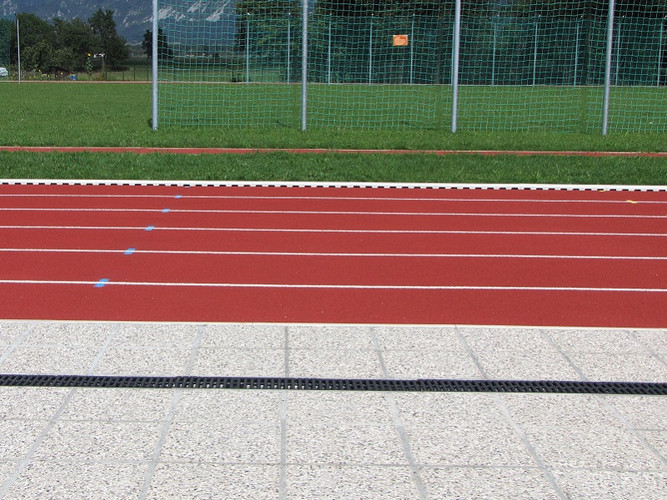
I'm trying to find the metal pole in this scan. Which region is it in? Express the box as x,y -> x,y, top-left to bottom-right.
369,15 -> 373,84
451,0 -> 461,133
409,15 -> 415,85
15,14 -> 21,83
533,16 -> 539,86
574,20 -> 581,86
602,0 -> 616,135
491,19 -> 497,86
246,14 -> 250,83
657,18 -> 665,87
287,13 -> 291,84
151,0 -> 158,129
615,17 -> 623,85
327,16 -> 332,84
301,0 -> 308,131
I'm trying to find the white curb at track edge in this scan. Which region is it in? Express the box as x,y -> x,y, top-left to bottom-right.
1,179 -> 666,192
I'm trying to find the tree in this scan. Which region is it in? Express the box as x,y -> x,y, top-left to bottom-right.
235,0 -> 298,51
88,9 -> 129,67
0,18 -> 11,67
11,13 -> 54,66
142,28 -> 174,60
53,18 -> 95,71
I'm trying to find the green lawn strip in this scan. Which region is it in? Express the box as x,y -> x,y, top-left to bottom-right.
0,83 -> 665,151
1,152 -> 665,185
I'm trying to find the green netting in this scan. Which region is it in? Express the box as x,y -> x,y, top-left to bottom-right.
155,0 -> 667,133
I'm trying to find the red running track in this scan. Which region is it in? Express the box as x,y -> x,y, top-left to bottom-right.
0,182 -> 665,327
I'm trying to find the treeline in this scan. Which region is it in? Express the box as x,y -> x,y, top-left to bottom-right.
233,0 -> 667,18
0,9 -> 129,74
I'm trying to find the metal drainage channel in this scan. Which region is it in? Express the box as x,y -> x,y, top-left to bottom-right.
0,375 -> 665,395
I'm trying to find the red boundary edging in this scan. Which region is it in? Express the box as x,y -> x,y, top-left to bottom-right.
0,146 -> 665,157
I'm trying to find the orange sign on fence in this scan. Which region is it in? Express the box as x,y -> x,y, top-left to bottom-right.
393,34 -> 409,47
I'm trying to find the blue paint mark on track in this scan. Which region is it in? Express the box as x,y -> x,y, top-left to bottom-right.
162,208 -> 171,213
145,226 -> 155,232
124,248 -> 136,255
95,279 -> 109,288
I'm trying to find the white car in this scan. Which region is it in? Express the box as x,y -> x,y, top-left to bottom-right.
0,67 -> 8,77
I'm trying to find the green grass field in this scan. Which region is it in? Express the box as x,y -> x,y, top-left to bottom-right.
0,81 -> 665,185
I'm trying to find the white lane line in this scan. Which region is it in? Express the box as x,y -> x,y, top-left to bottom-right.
1,193 -> 666,204
0,225 -> 664,237
0,248 -> 665,261
0,279 -> 665,293
0,207 -> 664,219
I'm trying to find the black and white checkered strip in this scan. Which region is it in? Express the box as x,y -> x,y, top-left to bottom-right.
1,179 -> 666,192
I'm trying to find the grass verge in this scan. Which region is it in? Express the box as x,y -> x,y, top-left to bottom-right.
1,152 -> 665,185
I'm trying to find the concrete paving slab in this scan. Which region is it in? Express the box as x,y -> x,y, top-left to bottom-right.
0,320 -> 665,499
287,421 -> 407,465
59,389 -> 173,422
91,347 -> 193,377
113,323 -> 201,348
201,324 -> 285,349
500,394 -> 624,429
287,392 -> 395,427
32,421 -> 162,462
146,463 -> 281,499
382,349 -> 480,379
566,352 -> 667,382
285,465 -> 420,499
406,421 -> 537,467
604,395 -> 667,429
548,329 -> 648,354
288,348 -> 384,378
639,431 -> 667,460
632,330 -> 667,359
551,469 -> 667,500
4,462 -> 148,500
471,347 -> 581,380
421,467 -> 559,499
0,420 -> 49,461
0,387 -> 69,420
22,323 -> 116,347
158,420 -> 281,463
191,348 -> 285,377
172,391 -> 280,423
373,325 -> 461,351
289,325 -> 375,350
0,346 -> 100,375
522,426 -> 665,470
0,322 -> 32,347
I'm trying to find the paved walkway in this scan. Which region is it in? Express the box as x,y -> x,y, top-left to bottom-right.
0,321 -> 665,498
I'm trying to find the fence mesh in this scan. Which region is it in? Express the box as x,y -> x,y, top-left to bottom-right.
155,0 -> 667,133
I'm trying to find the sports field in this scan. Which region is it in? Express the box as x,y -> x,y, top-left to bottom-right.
0,81 -> 665,498
0,82 -> 665,185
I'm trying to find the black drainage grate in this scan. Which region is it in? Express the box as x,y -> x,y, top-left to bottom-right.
0,375 -> 665,395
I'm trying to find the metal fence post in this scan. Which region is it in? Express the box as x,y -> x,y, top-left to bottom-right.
152,0 -> 158,130
301,0 -> 308,131
15,14 -> 21,83
657,17 -> 665,87
602,0 -> 616,135
369,15 -> 373,84
451,0 -> 461,133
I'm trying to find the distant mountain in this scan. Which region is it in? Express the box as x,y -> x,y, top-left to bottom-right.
1,1 -> 320,44
1,1 -> 158,43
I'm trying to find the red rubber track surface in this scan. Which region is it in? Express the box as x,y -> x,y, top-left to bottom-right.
0,183 -> 665,327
